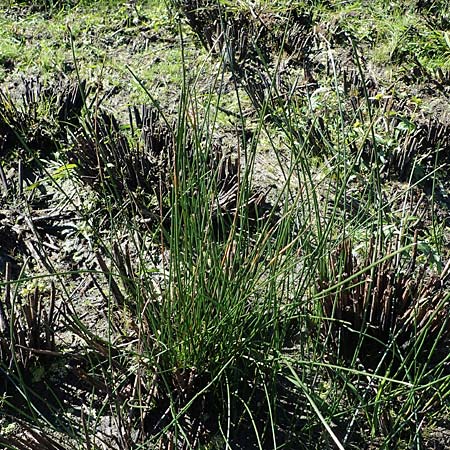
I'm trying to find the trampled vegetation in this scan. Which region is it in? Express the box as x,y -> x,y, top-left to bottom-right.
0,0 -> 450,448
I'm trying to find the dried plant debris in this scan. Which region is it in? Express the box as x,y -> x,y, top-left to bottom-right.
341,69 -> 378,99
0,208 -> 81,277
0,220 -> 23,276
338,68 -> 450,181
386,118 -> 450,180
0,274 -> 57,372
318,236 -> 450,369
0,422 -> 69,450
353,114 -> 450,182
70,106 -> 173,212
177,1 -> 313,111
178,1 -> 312,63
0,76 -> 86,160
71,105 -> 274,233
207,154 -> 273,235
401,56 -> 450,88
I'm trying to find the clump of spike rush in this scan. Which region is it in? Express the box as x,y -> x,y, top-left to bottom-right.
318,234 -> 450,370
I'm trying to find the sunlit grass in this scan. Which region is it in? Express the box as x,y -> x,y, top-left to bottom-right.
0,1 -> 449,449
